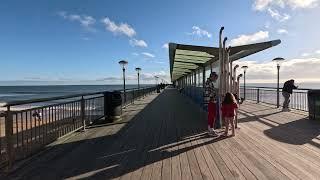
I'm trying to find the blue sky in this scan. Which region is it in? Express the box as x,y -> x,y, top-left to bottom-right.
1,0 -> 320,85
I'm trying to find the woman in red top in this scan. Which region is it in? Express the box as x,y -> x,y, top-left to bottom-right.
221,92 -> 238,137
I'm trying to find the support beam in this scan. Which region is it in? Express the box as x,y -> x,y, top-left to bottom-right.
202,66 -> 206,88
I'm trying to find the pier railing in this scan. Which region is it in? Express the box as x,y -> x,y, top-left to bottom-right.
179,85 -> 310,112
0,86 -> 157,170
240,86 -> 310,111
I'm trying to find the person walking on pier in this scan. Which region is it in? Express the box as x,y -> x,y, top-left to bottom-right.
204,72 -> 219,136
221,92 -> 238,137
282,79 -> 298,111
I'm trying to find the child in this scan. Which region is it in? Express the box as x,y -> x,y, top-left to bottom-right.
221,92 -> 239,137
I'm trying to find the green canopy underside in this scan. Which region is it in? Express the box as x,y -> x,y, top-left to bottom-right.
169,40 -> 281,81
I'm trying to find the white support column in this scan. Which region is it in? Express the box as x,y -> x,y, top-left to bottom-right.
226,47 -> 230,92
202,66 -> 206,88
194,71 -> 197,86
219,27 -> 224,97
222,37 -> 227,95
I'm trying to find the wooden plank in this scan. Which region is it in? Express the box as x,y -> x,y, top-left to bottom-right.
129,103 -> 164,180
206,140 -> 236,180
213,139 -> 246,180
236,128 -> 301,180
240,115 -> 320,170
177,128 -> 192,180
199,140 -> 225,180
238,123 -> 320,179
139,115 -> 164,180
215,139 -> 254,180
189,129 -> 214,180
170,112 -> 182,180
184,129 -> 204,180
149,105 -> 167,180
218,140 -> 257,180
119,101 -> 158,180
224,139 -> 268,180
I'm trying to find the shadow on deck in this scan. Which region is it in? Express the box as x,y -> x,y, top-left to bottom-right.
5,88 -> 320,180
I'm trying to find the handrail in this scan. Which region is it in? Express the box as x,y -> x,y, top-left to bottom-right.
0,85 -> 160,169
242,86 -> 311,91
2,86 -> 155,107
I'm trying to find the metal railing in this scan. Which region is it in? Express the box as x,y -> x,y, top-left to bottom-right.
0,86 -> 157,169
240,86 -> 310,111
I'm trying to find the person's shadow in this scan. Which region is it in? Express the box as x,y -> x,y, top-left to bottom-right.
263,117 -> 320,149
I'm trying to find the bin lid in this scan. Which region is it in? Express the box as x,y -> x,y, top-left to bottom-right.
308,89 -> 320,94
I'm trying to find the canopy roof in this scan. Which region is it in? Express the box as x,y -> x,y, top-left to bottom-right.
169,40 -> 281,81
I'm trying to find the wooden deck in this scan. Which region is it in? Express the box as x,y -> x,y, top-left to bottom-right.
5,88 -> 320,180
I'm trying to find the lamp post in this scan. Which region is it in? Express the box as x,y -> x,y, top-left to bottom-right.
154,76 -> 159,85
135,67 -> 141,89
119,60 -> 128,103
241,66 -> 248,100
272,57 -> 285,108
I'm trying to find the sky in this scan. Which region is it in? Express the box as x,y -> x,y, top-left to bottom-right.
0,0 -> 320,85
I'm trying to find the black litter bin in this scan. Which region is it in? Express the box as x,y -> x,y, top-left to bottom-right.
106,91 -> 122,121
308,90 -> 320,121
157,86 -> 160,93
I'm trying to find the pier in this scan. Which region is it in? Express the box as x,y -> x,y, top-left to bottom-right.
3,87 -> 320,179
1,27 -> 320,179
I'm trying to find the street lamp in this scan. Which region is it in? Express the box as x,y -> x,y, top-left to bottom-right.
155,76 -> 160,93
154,76 -> 159,85
272,57 -> 285,108
135,67 -> 141,89
119,60 -> 128,103
241,66 -> 248,100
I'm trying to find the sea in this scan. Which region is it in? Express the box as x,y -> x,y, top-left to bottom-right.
0,85 -> 150,105
0,83 -> 319,109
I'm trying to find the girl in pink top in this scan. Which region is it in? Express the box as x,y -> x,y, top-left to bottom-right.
221,92 -> 239,137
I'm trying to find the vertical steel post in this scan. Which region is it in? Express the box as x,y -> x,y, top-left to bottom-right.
257,88 -> 260,103
244,71 -> 246,100
277,65 -> 280,108
194,71 -> 197,86
202,66 -> 206,88
219,27 -> 224,97
138,72 -> 140,90
123,67 -> 126,103
81,96 -> 86,131
5,106 -> 14,170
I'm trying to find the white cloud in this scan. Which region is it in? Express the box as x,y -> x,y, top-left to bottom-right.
142,52 -> 155,58
188,26 -> 212,38
129,39 -> 148,47
234,57 -> 320,83
132,52 -> 139,56
267,8 -> 291,22
230,31 -> 269,46
286,0 -> 319,9
82,37 -> 91,41
301,50 -> 320,57
277,28 -> 289,34
101,17 -> 136,37
58,11 -> 96,31
301,53 -> 310,57
162,43 -> 169,49
96,70 -> 170,83
253,0 -> 319,10
264,21 -> 271,28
